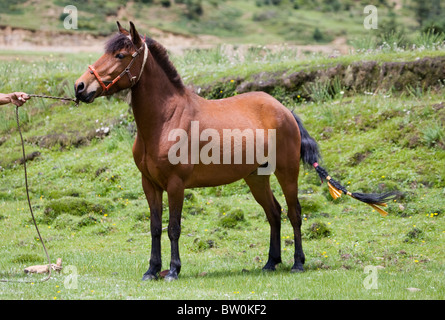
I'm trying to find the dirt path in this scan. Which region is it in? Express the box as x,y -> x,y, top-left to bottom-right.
0,25 -> 351,56
0,25 -> 217,54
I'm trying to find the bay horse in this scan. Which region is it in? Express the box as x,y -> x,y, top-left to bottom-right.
74,22 -> 395,281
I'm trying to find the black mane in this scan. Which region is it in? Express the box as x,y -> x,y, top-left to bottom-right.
105,33 -> 134,54
105,33 -> 184,90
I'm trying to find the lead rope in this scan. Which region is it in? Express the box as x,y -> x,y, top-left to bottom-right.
1,95 -> 79,283
0,107 -> 52,283
28,94 -> 79,106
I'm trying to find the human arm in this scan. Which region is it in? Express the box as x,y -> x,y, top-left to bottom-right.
0,92 -> 30,106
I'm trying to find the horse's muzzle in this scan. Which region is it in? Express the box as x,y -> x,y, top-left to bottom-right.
74,82 -> 96,103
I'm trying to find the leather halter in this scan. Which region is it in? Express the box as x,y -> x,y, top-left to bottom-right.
88,43 -> 146,92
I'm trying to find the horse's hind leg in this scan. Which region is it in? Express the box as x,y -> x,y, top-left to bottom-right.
275,168 -> 305,272
244,173 -> 282,271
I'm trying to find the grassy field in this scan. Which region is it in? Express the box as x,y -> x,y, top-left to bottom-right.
0,44 -> 444,300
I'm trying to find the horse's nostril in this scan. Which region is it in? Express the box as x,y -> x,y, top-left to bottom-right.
76,82 -> 85,93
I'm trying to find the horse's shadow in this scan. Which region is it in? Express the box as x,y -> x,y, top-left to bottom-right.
179,264 -> 305,280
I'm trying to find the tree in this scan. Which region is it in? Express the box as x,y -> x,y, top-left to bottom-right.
184,0 -> 203,20
413,0 -> 442,26
313,27 -> 323,42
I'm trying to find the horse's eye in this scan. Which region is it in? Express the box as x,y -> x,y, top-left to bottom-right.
115,53 -> 125,59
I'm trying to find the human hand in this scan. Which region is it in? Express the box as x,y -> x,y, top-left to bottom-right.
9,92 -> 30,107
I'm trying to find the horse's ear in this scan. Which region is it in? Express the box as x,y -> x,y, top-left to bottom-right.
129,21 -> 142,47
116,21 -> 129,35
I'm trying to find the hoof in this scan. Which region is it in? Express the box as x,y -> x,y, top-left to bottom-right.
291,264 -> 305,273
142,273 -> 158,281
262,265 -> 276,272
262,258 -> 280,271
164,271 -> 179,282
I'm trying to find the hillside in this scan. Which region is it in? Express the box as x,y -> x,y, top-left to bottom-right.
0,0 -> 436,46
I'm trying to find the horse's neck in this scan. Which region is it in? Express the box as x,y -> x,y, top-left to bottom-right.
130,61 -> 187,141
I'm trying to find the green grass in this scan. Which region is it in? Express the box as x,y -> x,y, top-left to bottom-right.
0,48 -> 444,300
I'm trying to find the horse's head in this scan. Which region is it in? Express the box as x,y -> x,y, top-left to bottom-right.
74,21 -> 146,103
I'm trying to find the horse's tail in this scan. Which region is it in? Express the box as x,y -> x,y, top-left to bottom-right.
293,111 -> 396,216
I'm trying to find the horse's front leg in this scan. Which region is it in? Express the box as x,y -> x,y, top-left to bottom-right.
141,176 -> 164,281
165,178 -> 185,281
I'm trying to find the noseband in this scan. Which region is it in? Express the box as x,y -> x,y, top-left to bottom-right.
88,43 -> 147,92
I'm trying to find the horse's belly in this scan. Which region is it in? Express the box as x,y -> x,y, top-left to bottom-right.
185,163 -> 258,188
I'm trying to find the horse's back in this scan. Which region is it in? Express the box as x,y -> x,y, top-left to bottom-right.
200,91 -> 297,132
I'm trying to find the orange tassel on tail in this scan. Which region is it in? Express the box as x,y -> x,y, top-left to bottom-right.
315,163 -> 395,217
327,181 -> 342,200
367,203 -> 389,217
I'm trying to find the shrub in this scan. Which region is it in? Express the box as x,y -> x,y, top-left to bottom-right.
305,221 -> 331,239
53,214 -> 80,229
160,0 -> 171,8
44,196 -> 112,220
11,253 -> 41,264
183,189 -> 204,215
404,227 -> 424,243
299,194 -> 326,213
422,122 -> 444,148
219,208 -> 245,228
183,0 -> 203,20
313,28 -> 323,42
193,237 -> 216,251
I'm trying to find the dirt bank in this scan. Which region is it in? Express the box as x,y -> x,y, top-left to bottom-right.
196,55 -> 445,99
